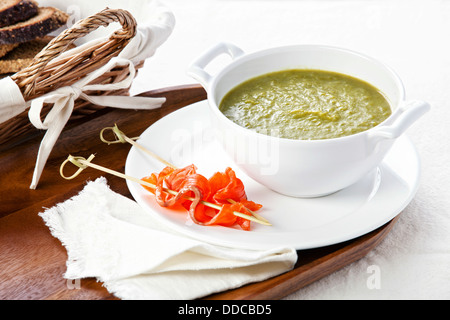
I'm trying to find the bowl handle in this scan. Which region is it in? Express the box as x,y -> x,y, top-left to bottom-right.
187,42 -> 245,89
368,100 -> 430,142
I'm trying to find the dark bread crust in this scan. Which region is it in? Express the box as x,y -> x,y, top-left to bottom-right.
0,7 -> 68,45
0,0 -> 39,28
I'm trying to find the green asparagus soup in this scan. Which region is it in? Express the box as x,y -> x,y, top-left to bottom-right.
219,69 -> 391,140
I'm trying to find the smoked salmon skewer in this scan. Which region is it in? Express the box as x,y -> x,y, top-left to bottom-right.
100,125 -> 270,228
141,164 -> 265,230
60,155 -> 271,229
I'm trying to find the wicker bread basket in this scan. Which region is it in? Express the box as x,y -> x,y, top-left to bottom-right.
1,8 -> 142,145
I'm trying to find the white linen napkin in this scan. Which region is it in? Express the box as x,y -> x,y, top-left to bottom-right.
39,177 -> 297,300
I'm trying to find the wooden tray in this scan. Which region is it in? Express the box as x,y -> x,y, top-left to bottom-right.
0,84 -> 399,300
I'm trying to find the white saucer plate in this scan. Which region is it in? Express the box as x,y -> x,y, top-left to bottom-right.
125,101 -> 421,250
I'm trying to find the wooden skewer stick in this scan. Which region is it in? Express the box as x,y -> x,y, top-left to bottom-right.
60,155 -> 272,226
100,124 -> 270,225
100,125 -> 176,169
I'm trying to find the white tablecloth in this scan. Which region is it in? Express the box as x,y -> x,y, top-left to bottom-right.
130,0 -> 450,299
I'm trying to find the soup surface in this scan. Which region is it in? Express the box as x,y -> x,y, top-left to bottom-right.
219,69 -> 392,140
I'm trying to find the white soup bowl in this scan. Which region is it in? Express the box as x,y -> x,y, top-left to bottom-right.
188,42 -> 430,197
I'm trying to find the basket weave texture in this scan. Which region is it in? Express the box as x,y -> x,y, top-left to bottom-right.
1,8 -> 142,145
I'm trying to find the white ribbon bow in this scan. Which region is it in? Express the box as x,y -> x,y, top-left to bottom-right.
28,57 -> 166,189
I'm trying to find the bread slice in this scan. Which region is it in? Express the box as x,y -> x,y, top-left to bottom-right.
0,0 -> 39,28
0,7 -> 68,45
0,42 -> 19,58
0,35 -> 52,73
